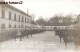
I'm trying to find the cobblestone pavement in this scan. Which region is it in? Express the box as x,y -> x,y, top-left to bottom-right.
0,31 -> 76,52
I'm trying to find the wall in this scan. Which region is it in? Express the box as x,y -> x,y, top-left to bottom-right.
0,5 -> 32,31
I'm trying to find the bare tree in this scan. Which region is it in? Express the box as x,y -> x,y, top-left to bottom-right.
36,16 -> 46,25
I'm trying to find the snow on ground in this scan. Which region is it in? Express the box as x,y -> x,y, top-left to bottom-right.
0,31 -> 77,52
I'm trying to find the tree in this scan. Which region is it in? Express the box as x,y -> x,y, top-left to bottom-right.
36,16 -> 46,25
76,14 -> 80,23
63,15 -> 73,24
49,15 -> 59,23
48,14 -> 73,25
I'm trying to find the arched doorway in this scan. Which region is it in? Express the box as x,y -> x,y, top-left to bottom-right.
54,27 -> 57,30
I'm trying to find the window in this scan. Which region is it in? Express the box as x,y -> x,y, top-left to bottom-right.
14,25 -> 16,28
9,24 -> 11,28
21,25 -> 24,28
25,17 -> 26,23
50,27 -> 52,28
22,16 -> 24,22
19,15 -> 20,22
65,27 -> 68,29
14,14 -> 16,21
28,18 -> 30,23
27,18 -> 30,23
58,27 -> 60,29
54,27 -> 57,30
19,25 -> 20,28
9,12 -> 11,20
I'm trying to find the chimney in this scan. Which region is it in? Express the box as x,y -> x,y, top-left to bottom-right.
27,8 -> 29,15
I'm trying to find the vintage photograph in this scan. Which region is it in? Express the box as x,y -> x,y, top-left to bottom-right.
0,0 -> 80,52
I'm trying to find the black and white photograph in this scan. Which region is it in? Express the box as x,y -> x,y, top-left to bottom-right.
0,0 -> 80,52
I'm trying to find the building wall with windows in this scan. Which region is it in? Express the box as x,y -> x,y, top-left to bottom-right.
0,4 -> 32,31
43,26 -> 69,30
0,5 -> 1,17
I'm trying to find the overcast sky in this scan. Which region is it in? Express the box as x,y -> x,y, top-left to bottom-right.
5,0 -> 80,20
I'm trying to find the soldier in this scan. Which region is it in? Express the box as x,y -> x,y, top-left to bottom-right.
25,29 -> 29,38
62,29 -> 72,48
13,30 -> 18,41
55,29 -> 63,43
17,30 -> 22,41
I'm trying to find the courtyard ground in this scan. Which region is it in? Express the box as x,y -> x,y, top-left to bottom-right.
0,31 -> 77,52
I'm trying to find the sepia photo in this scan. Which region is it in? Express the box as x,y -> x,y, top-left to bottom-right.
0,0 -> 80,52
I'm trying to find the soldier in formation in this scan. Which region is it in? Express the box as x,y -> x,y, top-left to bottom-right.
16,30 -> 22,41
70,27 -> 80,50
55,29 -> 72,48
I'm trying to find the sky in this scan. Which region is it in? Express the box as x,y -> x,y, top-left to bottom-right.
5,0 -> 80,20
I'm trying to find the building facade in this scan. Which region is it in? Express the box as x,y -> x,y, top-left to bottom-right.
43,26 -> 70,30
0,4 -> 32,32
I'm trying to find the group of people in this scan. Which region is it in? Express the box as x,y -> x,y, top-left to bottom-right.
55,29 -> 72,47
15,29 -> 30,41
15,29 -> 45,41
15,29 -> 73,47
71,28 -> 80,49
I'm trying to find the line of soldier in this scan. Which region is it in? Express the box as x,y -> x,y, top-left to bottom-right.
55,29 -> 73,48
55,28 -> 80,49
15,29 -> 45,41
0,28 -> 45,42
70,28 -> 80,50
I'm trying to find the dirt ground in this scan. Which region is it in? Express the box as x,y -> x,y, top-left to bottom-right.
0,31 -> 76,52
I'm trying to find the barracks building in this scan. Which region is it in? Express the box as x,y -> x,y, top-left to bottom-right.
0,4 -> 32,32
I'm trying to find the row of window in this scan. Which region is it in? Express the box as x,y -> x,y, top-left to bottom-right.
0,24 -> 29,29
46,26 -> 69,29
9,12 -> 28,23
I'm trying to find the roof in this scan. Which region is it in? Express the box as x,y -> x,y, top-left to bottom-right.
43,23 -> 71,26
4,4 -> 31,17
